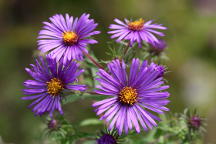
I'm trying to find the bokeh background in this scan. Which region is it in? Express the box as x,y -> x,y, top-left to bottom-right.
0,0 -> 216,143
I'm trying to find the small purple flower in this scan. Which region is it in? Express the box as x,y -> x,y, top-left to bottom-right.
97,134 -> 117,144
48,119 -> 58,129
22,56 -> 86,116
151,40 -> 167,53
97,129 -> 120,144
93,58 -> 170,134
38,13 -> 100,63
153,64 -> 166,78
108,18 -> 166,47
189,116 -> 202,129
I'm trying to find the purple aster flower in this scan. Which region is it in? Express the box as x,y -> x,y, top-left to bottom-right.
22,56 -> 86,116
38,13 -> 100,63
151,39 -> 167,53
93,58 -> 170,134
108,18 -> 167,47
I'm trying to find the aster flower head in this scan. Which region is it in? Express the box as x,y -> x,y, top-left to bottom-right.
108,18 -> 167,47
93,58 -> 170,134
38,13 -> 100,63
22,56 -> 86,116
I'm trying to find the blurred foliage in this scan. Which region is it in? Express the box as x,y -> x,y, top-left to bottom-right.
124,109 -> 205,144
0,0 -> 216,144
42,109 -> 206,144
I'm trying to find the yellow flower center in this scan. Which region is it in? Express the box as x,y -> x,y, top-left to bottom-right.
119,87 -> 138,105
128,18 -> 144,31
46,78 -> 64,96
62,31 -> 78,45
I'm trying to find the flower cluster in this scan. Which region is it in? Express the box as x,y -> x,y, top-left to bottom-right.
22,13 -> 170,143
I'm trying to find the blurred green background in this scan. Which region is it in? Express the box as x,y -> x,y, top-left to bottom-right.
0,0 -> 216,143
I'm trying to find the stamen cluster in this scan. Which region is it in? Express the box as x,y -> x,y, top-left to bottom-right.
119,86 -> 138,105
128,18 -> 144,31
47,78 -> 64,96
63,31 -> 78,45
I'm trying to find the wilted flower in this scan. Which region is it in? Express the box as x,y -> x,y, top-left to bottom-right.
108,18 -> 166,47
38,13 -> 100,63
22,56 -> 86,116
93,58 -> 170,134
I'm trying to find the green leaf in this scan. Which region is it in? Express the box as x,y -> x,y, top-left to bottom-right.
80,118 -> 103,126
62,93 -> 83,104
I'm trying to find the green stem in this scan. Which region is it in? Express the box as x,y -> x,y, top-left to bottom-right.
83,51 -> 104,69
123,42 -> 130,56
